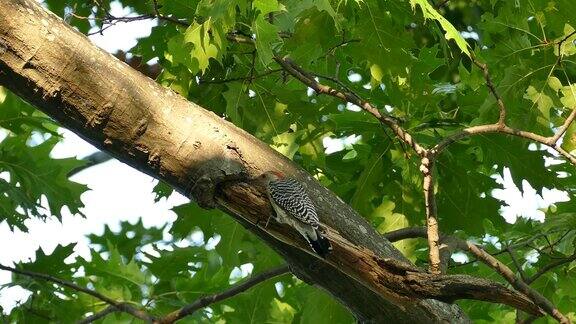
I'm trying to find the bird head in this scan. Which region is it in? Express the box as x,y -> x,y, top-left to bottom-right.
258,171 -> 285,183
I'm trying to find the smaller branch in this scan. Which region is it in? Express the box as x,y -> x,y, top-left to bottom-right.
151,0 -> 189,27
431,52 -> 576,164
471,56 -> 506,125
420,157 -> 441,275
77,0 -> 189,36
554,145 -> 576,164
0,264 -> 153,322
549,106 -> 576,144
157,265 -> 290,324
506,247 -> 527,282
77,306 -> 119,324
384,227 -> 429,242
198,69 -> 282,85
383,227 -> 570,323
556,30 -> 576,55
526,252 -> 576,285
324,38 -> 361,56
465,243 -> 568,323
430,123 -> 576,164
434,0 -> 450,9
68,151 -> 112,177
273,56 -> 427,156
226,33 -> 256,45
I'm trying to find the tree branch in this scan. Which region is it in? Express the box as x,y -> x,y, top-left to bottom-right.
526,252 -> 576,285
157,265 -> 290,324
506,246 -> 527,282
2,2 -> 472,321
421,157 -> 441,274
383,227 -> 570,323
150,0 -> 189,27
430,123 -> 576,164
198,68 -> 283,85
429,54 -> 576,165
68,151 -> 112,177
77,306 -> 119,324
0,264 -> 154,322
272,56 -> 427,156
471,56 -> 507,125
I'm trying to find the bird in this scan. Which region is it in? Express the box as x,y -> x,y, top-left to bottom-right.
257,171 -> 332,257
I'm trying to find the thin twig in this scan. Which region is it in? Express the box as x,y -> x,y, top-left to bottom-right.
430,123 -> 576,164
507,246 -> 527,282
68,151 -> 112,177
273,56 -> 427,156
471,56 -> 507,125
526,252 -> 576,284
0,264 -> 154,322
324,38 -> 361,56
77,306 -> 119,324
151,0 -> 189,27
198,69 -> 282,84
434,0 -> 450,9
156,265 -> 290,324
556,30 -> 576,56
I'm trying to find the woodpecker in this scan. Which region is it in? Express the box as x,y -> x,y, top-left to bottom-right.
258,171 -> 331,257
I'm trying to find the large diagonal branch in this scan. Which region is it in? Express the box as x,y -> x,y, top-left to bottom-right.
84,1 -> 445,279
0,0 -> 553,320
220,188 -> 542,315
0,0 -> 470,322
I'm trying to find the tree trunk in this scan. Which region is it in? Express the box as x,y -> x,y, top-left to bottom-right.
0,0 -> 540,322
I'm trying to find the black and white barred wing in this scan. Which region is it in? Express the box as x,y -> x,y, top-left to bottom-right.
268,178 -> 320,227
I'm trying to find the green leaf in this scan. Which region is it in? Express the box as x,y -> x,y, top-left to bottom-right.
272,131 -> 301,159
184,19 -> 222,74
268,298 -> 296,323
562,123 -> 576,153
223,83 -> 245,126
342,149 -> 358,161
87,219 -> 165,260
0,89 -> 59,135
410,0 -> 471,56
81,245 -> 146,289
253,0 -> 281,16
253,16 -> 280,66
18,244 -> 76,279
152,180 -> 174,202
0,136 -> 87,230
300,287 -> 353,324
523,85 -> 553,121
157,0 -> 199,19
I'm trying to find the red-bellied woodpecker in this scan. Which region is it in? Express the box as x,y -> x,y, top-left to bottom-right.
258,171 -> 331,257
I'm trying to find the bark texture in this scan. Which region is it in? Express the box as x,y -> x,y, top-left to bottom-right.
0,0 -> 541,322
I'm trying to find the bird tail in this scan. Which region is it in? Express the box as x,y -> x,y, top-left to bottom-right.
307,229 -> 332,258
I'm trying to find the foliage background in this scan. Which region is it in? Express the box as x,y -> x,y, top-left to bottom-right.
1,0 -> 576,322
